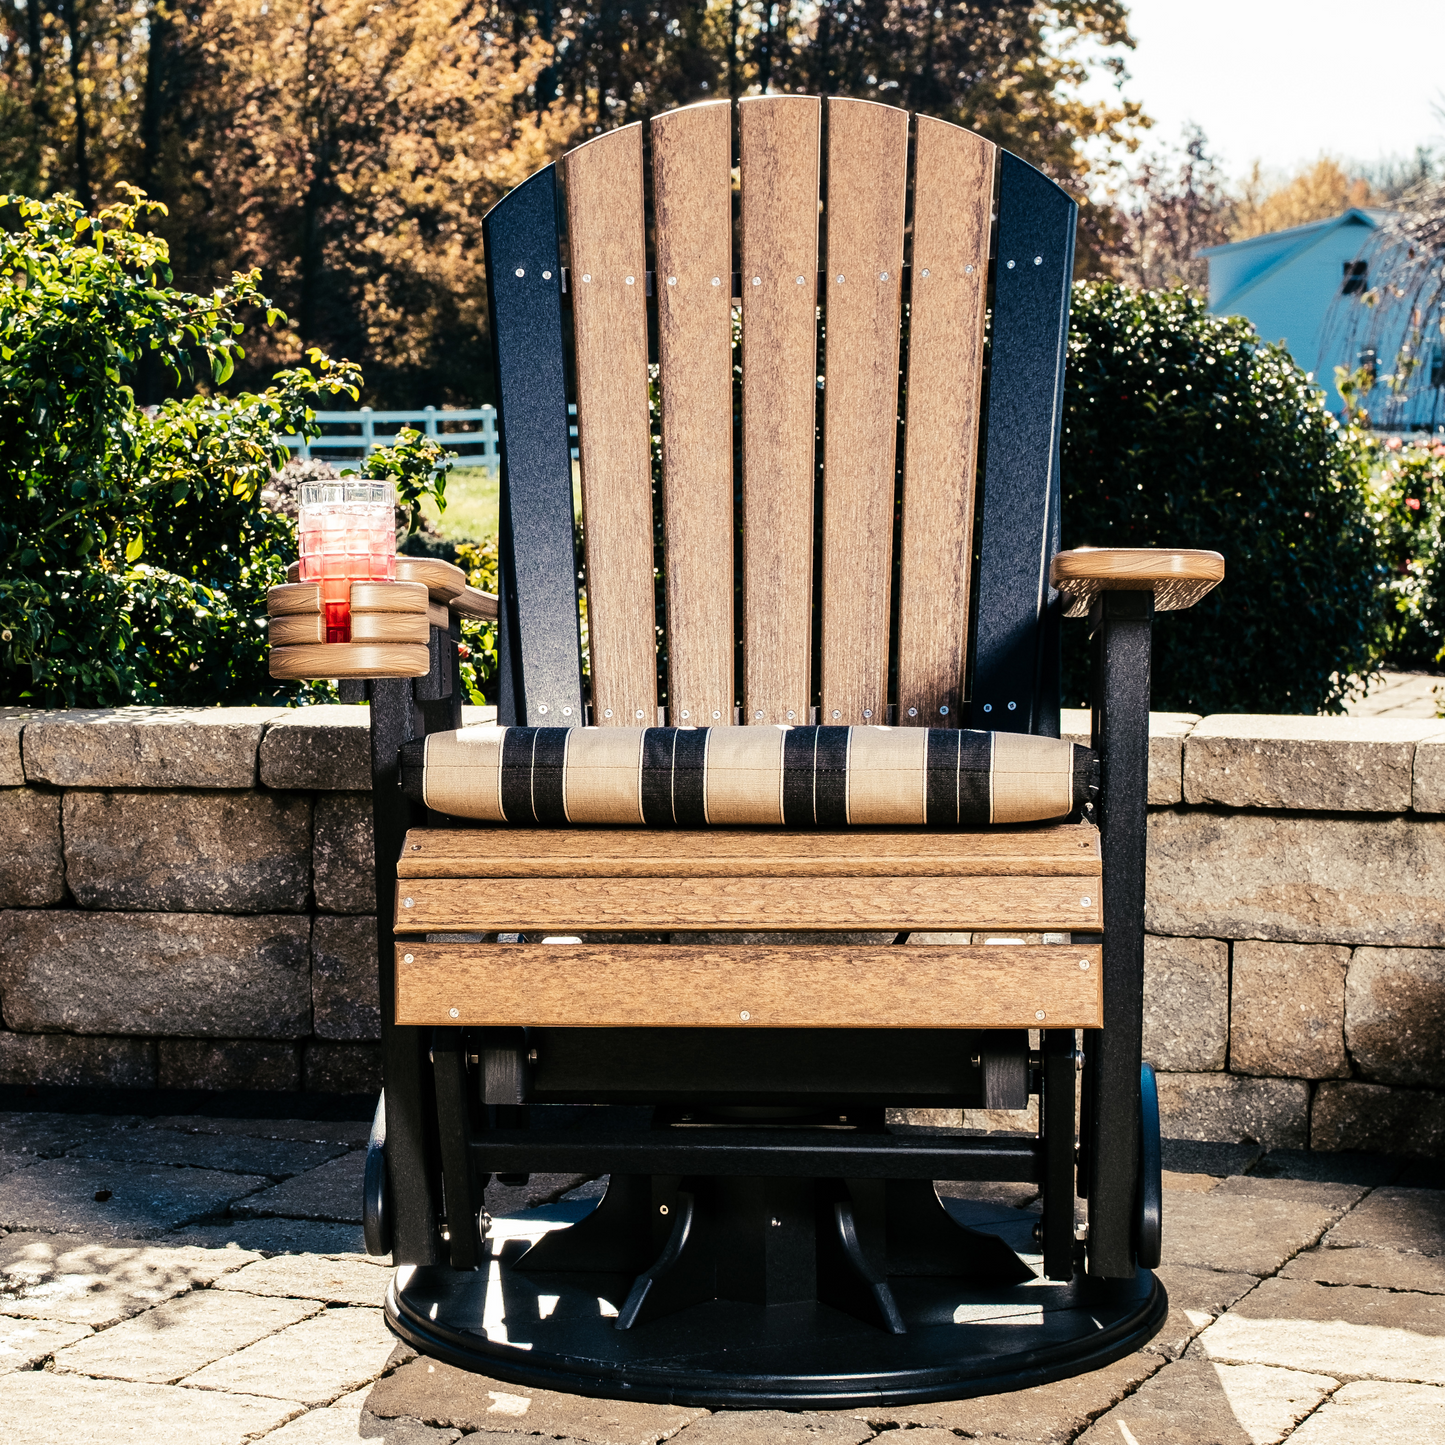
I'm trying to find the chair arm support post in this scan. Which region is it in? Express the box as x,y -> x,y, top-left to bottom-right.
1085,590 -> 1152,1278
371,678 -> 444,1266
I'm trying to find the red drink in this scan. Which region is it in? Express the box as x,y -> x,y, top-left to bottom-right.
298,482 -> 396,641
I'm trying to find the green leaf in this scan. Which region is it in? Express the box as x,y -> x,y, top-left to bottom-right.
125,534 -> 145,562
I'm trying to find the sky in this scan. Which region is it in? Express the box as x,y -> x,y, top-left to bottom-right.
1085,0 -> 1445,182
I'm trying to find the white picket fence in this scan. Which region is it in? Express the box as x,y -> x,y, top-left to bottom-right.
277,405 -> 580,468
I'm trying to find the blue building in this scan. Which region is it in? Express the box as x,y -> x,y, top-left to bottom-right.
1199,211 -> 1444,429
1196,209 -> 1387,413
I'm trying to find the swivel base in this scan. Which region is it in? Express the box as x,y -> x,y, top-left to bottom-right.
385,1197 -> 1167,1410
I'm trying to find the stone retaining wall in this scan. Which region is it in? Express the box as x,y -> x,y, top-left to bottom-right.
2,705 -> 1444,1154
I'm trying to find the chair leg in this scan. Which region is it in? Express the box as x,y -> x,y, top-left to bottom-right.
370,678 -> 442,1267
1085,591 -> 1153,1279
432,1027 -> 484,1270
1040,1028 -> 1078,1281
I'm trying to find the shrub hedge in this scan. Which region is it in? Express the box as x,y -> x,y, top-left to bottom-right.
1060,282 -> 1389,714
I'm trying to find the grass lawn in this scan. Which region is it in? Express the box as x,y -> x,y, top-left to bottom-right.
420,466 -> 499,541
420,463 -> 582,542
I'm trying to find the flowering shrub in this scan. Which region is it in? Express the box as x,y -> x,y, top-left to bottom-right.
1363,433 -> 1445,672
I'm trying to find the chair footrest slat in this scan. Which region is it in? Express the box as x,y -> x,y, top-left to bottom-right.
394,942 -> 1103,1029
465,1127 -> 1042,1181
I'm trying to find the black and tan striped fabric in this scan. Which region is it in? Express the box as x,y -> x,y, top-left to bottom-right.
401,727 -> 1093,828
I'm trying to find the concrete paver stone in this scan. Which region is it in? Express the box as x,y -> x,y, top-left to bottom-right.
1161,1171 -> 1220,1193
182,1304 -> 398,1405
53,1287 -> 321,1384
849,1350 -> 1164,1440
1283,1245 -> 1445,1294
0,1156 -> 271,1237
268,1404 -> 463,1441
62,1127 -> 346,1179
0,1233 -> 259,1326
0,1111 -> 145,1159
1210,1174 -> 1368,1215
0,1314 -> 92,1372
365,1355 -> 708,1443
1324,1186 -> 1445,1255
1287,1379 -> 1445,1443
1160,1140 -> 1263,1178
1193,1276 -> 1445,1382
145,1114 -> 373,1147
669,1410 -> 875,1443
0,1369 -> 301,1444
167,1217 -> 373,1257
214,1253 -> 393,1307
1147,1265 -> 1258,1361
1249,1148 -> 1402,1186
232,1151 -> 366,1223
1078,1359 -> 1337,1445
1160,1188 -> 1336,1276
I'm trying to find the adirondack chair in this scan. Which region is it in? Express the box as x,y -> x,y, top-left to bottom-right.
279,96 -> 1225,1408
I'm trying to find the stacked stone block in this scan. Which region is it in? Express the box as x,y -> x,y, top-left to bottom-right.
1077,710 -> 1445,1157
2,704 -> 1444,1154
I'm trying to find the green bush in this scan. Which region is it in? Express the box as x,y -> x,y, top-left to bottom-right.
1362,434 -> 1445,672
0,189 -> 448,708
1061,283 -> 1388,714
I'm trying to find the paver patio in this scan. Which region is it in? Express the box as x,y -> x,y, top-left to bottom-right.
2,1110 -> 1444,1442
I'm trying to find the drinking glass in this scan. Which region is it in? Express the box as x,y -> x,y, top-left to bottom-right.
298,481 -> 396,642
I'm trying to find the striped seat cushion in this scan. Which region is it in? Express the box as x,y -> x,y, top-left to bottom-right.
401,727 -> 1094,828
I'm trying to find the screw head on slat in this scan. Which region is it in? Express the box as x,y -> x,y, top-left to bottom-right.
832,710 -> 841,719
1035,256 -> 1043,265
403,898 -> 414,908
752,276 -> 761,285
965,264 -> 974,274
740,1011 -> 751,1021
921,268 -> 930,277
582,274 -> 591,282
1007,260 -> 1016,269
863,709 -> 873,719
604,709 -> 613,718
1081,897 -> 1092,907
563,707 -> 572,716
542,270 -> 552,279
712,277 -> 721,286
712,711 -> 721,719
908,707 -> 917,717
403,953 -> 414,963
1036,1010 -> 1046,1020
1079,959 -> 1090,969
538,704 -> 549,714
940,705 -> 950,715
836,274 -> 845,283
667,276 -> 676,285
449,1008 -> 459,1018
796,275 -> 805,284
626,276 -> 635,285
983,703 -> 992,713
515,268 -> 525,277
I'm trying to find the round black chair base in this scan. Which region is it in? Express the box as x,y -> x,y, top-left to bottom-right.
386,1246 -> 1167,1411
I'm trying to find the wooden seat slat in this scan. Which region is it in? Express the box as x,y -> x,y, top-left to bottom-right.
398,822 -> 1101,874
395,942 -> 1103,1030
897,118 -> 996,725
394,874 -> 1102,933
564,123 -> 657,727
820,98 -> 910,726
653,100 -> 736,729
738,96 -> 821,726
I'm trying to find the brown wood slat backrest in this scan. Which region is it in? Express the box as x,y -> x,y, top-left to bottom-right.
652,100 -> 735,727
562,98 -> 997,727
564,126 -> 656,726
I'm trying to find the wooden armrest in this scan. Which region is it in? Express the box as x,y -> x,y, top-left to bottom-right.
449,585 -> 499,621
284,557 -> 497,620
1050,548 -> 1224,619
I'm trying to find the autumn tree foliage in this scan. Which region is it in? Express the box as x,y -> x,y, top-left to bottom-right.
3,0 -> 1146,405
